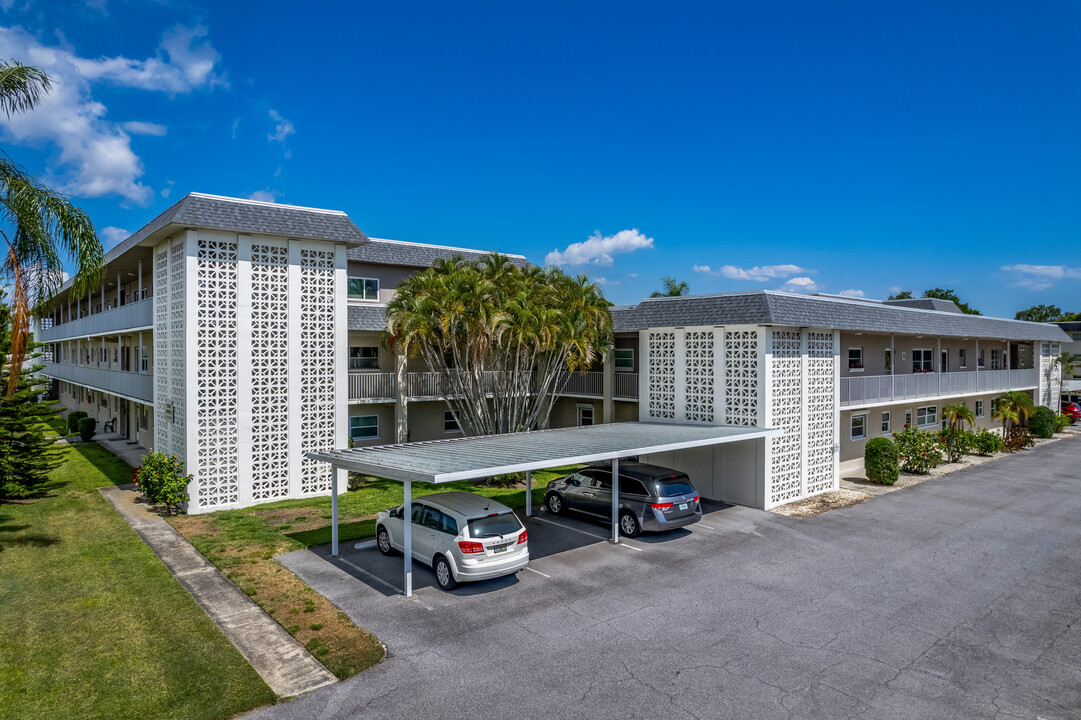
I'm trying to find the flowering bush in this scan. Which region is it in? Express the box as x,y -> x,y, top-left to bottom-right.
134,452 -> 191,514
892,424 -> 943,474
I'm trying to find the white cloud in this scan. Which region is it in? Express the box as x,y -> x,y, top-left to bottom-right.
627,273 -> 638,279
160,179 -> 175,198
888,285 -> 904,294
0,24 -> 224,205
100,226 -> 128,248
268,109 -> 294,143
1001,264 -> 1081,291
120,121 -> 167,136
545,228 -> 654,267
248,189 -> 278,203
779,276 -> 820,293
717,264 -> 811,281
838,288 -> 865,298
230,117 -> 240,138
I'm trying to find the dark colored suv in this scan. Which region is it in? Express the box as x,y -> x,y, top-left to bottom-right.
544,462 -> 701,537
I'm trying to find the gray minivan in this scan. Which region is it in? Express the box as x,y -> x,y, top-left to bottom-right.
544,462 -> 701,537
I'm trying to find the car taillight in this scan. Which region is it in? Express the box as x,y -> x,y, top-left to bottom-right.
692,495 -> 699,503
458,541 -> 484,554
517,528 -> 528,544
651,502 -> 673,510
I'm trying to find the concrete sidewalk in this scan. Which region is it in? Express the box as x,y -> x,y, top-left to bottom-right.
100,484 -> 336,698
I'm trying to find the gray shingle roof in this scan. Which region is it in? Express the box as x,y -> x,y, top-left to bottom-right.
1057,321 -> 1081,333
348,304 -> 389,331
348,237 -> 529,268
614,291 -> 1071,342
883,297 -> 963,313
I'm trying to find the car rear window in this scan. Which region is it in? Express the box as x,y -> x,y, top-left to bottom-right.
655,478 -> 695,497
466,513 -> 522,539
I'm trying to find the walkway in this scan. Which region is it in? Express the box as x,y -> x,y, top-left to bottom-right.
100,485 -> 336,698
256,435 -> 1081,719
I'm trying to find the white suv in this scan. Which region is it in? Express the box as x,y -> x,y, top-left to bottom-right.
376,492 -> 529,591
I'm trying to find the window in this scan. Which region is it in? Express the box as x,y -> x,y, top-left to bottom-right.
940,349 -> 948,373
990,348 -> 1001,370
349,415 -> 379,440
959,348 -> 967,368
348,346 -> 379,371
444,410 -> 460,433
347,277 -> 379,301
620,478 -> 648,496
848,347 -> 864,370
881,412 -> 890,434
614,348 -> 634,370
140,347 -> 148,372
577,404 -> 595,426
850,414 -> 867,440
884,349 -> 892,374
978,349 -> 985,368
138,405 -> 148,431
990,399 -> 998,417
912,349 -> 933,372
905,409 -> 912,427
975,400 -> 984,418
916,406 -> 938,427
99,392 -> 107,408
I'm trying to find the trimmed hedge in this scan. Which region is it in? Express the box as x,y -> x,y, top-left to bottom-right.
67,411 -> 88,435
865,437 -> 899,485
972,429 -> 1004,455
77,417 -> 96,442
1029,406 -> 1055,439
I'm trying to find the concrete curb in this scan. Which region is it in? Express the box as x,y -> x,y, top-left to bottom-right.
99,485 -> 337,698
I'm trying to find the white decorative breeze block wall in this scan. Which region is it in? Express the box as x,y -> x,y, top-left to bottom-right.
152,238 -> 185,458
250,242 -> 291,501
724,330 -> 760,426
646,331 -> 677,420
684,330 -> 715,423
298,248 -> 338,495
804,331 -> 838,496
1039,342 -> 1061,408
767,330 -> 802,505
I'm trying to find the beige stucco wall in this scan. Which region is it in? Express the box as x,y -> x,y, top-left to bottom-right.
347,403 -> 396,447
839,332 -> 1035,379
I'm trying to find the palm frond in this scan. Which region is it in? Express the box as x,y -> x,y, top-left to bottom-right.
0,60 -> 51,117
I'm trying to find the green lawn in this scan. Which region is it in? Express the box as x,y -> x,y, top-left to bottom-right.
0,442 -> 275,720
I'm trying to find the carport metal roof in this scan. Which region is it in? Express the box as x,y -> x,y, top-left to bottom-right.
308,421 -> 778,597
309,421 -> 777,484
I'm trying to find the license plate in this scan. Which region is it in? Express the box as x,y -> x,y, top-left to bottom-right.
679,503 -> 689,510
493,543 -> 511,554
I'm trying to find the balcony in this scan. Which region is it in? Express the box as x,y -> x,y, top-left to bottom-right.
40,362 -> 154,403
840,368 -> 1038,408
347,370 -> 641,402
39,298 -> 153,342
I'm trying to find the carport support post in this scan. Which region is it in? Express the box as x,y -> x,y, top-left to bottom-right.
611,458 -> 620,544
403,480 -> 413,597
525,470 -> 532,517
330,466 -> 339,557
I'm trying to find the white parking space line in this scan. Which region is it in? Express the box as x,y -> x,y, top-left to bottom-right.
696,523 -> 717,530
353,540 -> 377,550
335,556 -> 404,595
531,515 -> 644,551
531,515 -> 608,541
523,566 -> 550,578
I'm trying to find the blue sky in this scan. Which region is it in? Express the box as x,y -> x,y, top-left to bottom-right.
2,1 -> 1079,315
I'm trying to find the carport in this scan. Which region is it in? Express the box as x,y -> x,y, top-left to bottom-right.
308,421 -> 778,596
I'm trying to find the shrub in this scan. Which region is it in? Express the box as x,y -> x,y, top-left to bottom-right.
1054,413 -> 1071,433
77,417 -> 96,441
864,437 -> 899,485
67,410 -> 88,434
893,424 -> 943,474
134,452 -> 192,514
1029,406 -> 1055,439
938,428 -> 976,463
1003,426 -> 1035,453
972,429 -> 1004,455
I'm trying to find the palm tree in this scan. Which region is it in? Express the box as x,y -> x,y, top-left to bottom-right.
1054,351 -> 1080,404
0,60 -> 103,395
941,403 -> 976,462
993,390 -> 1035,435
387,253 -> 613,436
650,276 -> 689,298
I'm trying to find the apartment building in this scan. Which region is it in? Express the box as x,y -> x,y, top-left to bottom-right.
37,192 -> 1071,514
606,292 -> 1069,509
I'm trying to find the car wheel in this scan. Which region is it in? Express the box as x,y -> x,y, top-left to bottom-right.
619,511 -> 641,538
376,526 -> 394,556
434,555 -> 457,591
546,493 -> 564,515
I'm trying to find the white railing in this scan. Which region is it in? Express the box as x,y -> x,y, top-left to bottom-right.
559,372 -> 603,397
614,372 -> 639,400
39,298 -> 153,341
348,372 -> 396,401
840,368 -> 1038,407
40,362 -> 154,402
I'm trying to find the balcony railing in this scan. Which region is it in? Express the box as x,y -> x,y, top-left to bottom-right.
40,362 -> 154,403
39,298 -> 153,342
840,368 -> 1038,407
347,370 -> 641,402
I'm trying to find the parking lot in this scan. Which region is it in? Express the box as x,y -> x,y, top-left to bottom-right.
268,435 -> 1081,720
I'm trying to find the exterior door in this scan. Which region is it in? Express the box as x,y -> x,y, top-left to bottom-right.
941,350 -> 948,373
